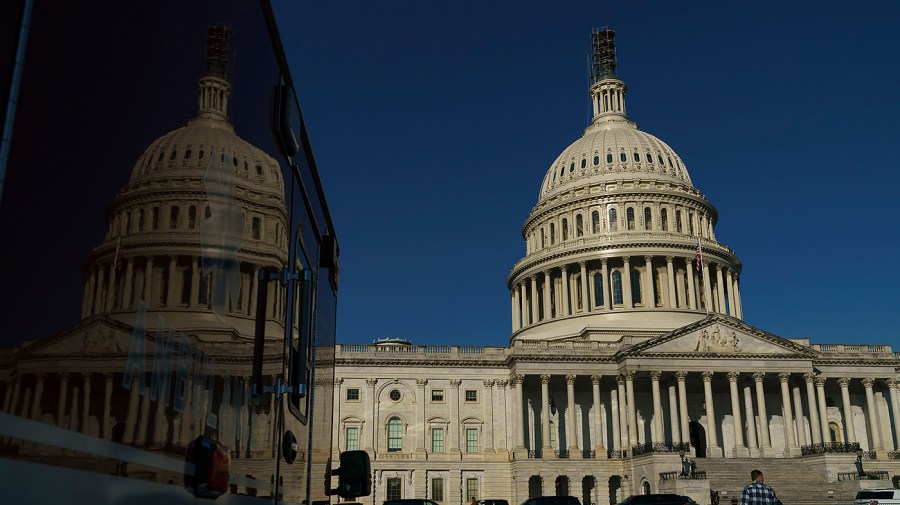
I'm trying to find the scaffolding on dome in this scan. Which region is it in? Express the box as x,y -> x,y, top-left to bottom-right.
205,24 -> 232,78
591,26 -> 617,83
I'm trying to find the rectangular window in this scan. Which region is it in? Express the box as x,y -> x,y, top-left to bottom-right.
431,389 -> 444,402
464,389 -> 477,402
466,478 -> 479,502
345,426 -> 358,451
386,478 -> 402,501
431,477 -> 444,502
346,388 -> 360,401
431,427 -> 444,452
466,428 -> 478,453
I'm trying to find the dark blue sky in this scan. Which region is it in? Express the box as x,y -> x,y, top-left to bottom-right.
279,1 -> 900,348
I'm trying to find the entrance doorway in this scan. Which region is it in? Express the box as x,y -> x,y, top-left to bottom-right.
689,421 -> 707,458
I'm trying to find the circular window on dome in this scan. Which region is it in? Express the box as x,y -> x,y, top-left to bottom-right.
389,389 -> 401,402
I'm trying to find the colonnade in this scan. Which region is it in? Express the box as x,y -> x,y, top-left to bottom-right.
510,256 -> 742,331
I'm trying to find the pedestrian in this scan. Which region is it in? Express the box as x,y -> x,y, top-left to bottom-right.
470,498 -> 477,505
740,470 -> 781,505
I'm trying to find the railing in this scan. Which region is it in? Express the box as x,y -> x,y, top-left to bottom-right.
813,344 -> 893,353
554,450 -> 569,459
582,450 -> 596,459
660,471 -> 707,481
458,346 -> 483,354
424,346 -> 451,353
888,451 -> 900,460
800,442 -> 860,455
607,449 -> 626,459
339,344 -> 501,355
838,471 -> 889,481
632,442 -> 690,456
528,449 -> 542,459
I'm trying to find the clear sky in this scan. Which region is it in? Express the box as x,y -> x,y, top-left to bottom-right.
272,1 -> 900,348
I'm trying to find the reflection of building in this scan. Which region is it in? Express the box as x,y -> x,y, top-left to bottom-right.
332,29 -> 900,505
0,27 -> 302,497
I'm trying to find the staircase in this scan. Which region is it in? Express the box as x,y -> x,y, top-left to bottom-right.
697,458 -> 858,505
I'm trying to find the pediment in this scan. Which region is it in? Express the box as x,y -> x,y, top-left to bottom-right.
23,317 -> 134,355
623,315 -> 816,358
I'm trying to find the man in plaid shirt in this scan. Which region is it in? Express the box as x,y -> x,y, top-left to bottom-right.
740,470 -> 780,505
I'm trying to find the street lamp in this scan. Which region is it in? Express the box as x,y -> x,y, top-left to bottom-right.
679,449 -> 687,477
855,448 -> 865,477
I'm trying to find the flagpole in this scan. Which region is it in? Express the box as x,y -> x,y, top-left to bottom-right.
697,236 -> 708,316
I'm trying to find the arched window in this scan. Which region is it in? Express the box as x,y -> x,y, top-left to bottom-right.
608,209 -> 618,231
631,270 -> 642,304
606,153 -> 613,164
828,422 -> 841,443
581,158 -> 586,169
593,155 -> 599,166
593,273 -> 604,306
658,155 -> 665,165
633,152 -> 640,162
169,150 -> 177,161
540,228 -> 545,248
575,215 -> 583,237
661,208 -> 669,231
188,206 -> 197,229
550,223 -> 556,244
626,208 -> 635,230
676,211 -> 683,233
252,217 -> 261,240
184,149 -> 192,159
591,211 -> 600,233
689,211 -> 695,235
137,209 -> 145,232
644,207 -> 652,230
611,271 -> 623,305
619,152 -> 627,162
561,218 -> 569,241
169,206 -> 179,230
151,207 -> 160,230
387,417 -> 403,452
646,153 -> 653,163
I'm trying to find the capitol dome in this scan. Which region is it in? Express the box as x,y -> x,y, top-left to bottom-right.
507,28 -> 742,342
79,27 -> 288,341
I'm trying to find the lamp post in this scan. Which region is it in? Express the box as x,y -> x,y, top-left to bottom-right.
855,448 -> 865,477
679,449 -> 687,477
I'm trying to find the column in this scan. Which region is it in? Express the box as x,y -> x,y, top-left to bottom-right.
123,375 -> 140,444
728,372 -> 748,456
56,372 -> 69,428
136,382 -> 151,445
701,261 -> 713,313
520,282 -> 529,325
514,375 -> 526,453
610,383 -> 621,453
601,259 -> 611,310
617,376 -> 628,451
529,275 -> 538,323
30,373 -> 45,421
177,376 -> 194,445
625,371 -> 637,447
191,257 -> 201,308
743,379 -> 759,457
591,375 -> 605,454
667,379 -> 681,445
643,256 -> 654,308
560,266 -> 570,316
165,256 -> 177,307
249,267 -> 259,315
732,274 -> 743,319
890,380 -> 900,449
838,378 -> 856,443
565,375 -> 579,458
804,373 -> 822,445
123,259 -> 134,309
754,372 -> 773,455
623,257 -> 633,309
496,380 -> 509,453
81,374 -> 92,435
102,373 -> 113,440
684,258 -> 697,310
542,271 -> 551,320
650,371 -> 663,443
816,377 -> 830,442
702,371 -> 722,457
415,379 -> 427,455
665,256 -> 677,308
726,269 -> 736,316
449,379 -> 461,454
511,289 -> 520,331
776,372 -> 796,456
364,378 -> 377,451
792,380 -> 807,447
483,380 -> 495,453
332,378 -> 342,455
540,374 -> 552,453
579,261 -> 590,312
715,265 -> 726,314
143,256 -> 154,303
676,371 -> 690,447
862,378 -> 883,451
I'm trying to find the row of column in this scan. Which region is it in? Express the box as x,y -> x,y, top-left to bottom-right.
510,256 -> 742,331
514,372 -> 900,458
81,256 -> 280,320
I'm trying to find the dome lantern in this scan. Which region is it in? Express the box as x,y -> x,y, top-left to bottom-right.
196,25 -> 232,121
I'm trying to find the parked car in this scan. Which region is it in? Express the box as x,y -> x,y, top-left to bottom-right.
855,489 -> 900,504
520,496 -> 581,505
384,500 -> 439,505
619,494 -> 697,505
480,500 -> 510,505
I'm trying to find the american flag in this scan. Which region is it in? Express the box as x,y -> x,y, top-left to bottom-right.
114,237 -> 124,271
695,238 -> 703,272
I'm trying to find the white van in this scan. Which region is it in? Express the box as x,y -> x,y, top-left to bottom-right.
855,489 -> 900,504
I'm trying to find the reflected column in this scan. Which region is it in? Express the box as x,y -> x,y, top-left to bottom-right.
702,371 -> 722,457
728,372 -> 748,456
804,373 -> 822,445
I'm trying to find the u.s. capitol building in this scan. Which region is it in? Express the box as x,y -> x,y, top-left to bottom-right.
331,29 -> 900,505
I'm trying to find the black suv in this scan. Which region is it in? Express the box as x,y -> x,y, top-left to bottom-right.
619,495 -> 697,505
520,496 -> 581,505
